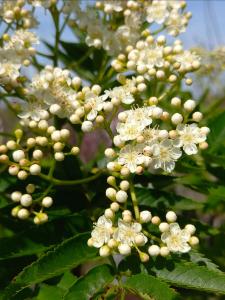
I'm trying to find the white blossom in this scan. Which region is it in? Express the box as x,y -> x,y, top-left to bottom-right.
175,124 -> 206,155
151,139 -> 182,172
161,223 -> 191,253
118,144 -> 146,173
91,215 -> 113,248
114,219 -> 147,246
146,0 -> 169,24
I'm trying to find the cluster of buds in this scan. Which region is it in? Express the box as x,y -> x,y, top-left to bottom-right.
10,184 -> 53,224
0,29 -> 38,87
88,176 -> 198,261
63,0 -> 191,56
0,0 -> 38,28
112,36 -> 200,86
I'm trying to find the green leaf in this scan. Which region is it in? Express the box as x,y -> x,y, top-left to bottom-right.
0,213 -> 89,260
57,271 -> 77,291
207,110 -> 225,153
63,264 -> 114,300
35,284 -> 64,300
124,273 -> 179,300
152,260 -> 225,294
189,250 -> 222,273
2,232 -> 98,300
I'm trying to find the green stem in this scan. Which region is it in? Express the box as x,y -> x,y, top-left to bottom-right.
0,132 -> 14,138
103,119 -> 114,141
143,230 -> 162,244
129,182 -> 140,221
38,171 -> 102,186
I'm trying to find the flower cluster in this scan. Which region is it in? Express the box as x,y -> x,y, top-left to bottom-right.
63,0 -> 191,56
88,176 -> 199,260
0,0 -> 38,28
0,125 -> 79,223
0,29 -> 38,86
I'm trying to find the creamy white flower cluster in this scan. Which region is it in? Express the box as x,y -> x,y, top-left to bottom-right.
112,36 -> 200,82
0,29 -> 38,86
0,0 -> 38,28
64,0 -> 191,56
88,177 -> 199,260
0,125 -> 80,224
17,68 -> 140,134
105,100 -> 209,174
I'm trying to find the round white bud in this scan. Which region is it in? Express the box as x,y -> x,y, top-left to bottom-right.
106,187 -> 116,200
29,164 -> 41,175
148,245 -> 160,256
159,222 -> 170,232
33,149 -> 43,160
160,246 -> 170,256
20,194 -> 32,207
60,129 -> 70,140
9,165 -> 19,176
152,107 -> 163,118
17,170 -> 28,180
118,244 -> 131,255
171,97 -> 181,107
99,245 -> 110,257
50,104 -> 61,115
81,121 -> 93,132
140,211 -> 152,223
184,99 -> 196,112
71,147 -> 80,155
87,238 -> 94,247
200,127 -> 210,135
113,135 -> 124,148
42,196 -> 53,208
108,239 -> 117,248
118,112 -> 127,122
51,130 -> 61,142
38,120 -> 48,131
116,190 -> 128,203
54,152 -> 65,161
189,236 -> 199,246
11,191 -> 22,202
134,234 -> 146,246
171,113 -> 183,125
7,140 -> 17,150
119,180 -> 129,191
110,202 -> 120,212
12,150 -> 25,162
104,148 -> 115,158
159,130 -> 169,139
166,211 -> 177,223
17,208 -> 30,220
151,216 -> 161,225
104,208 -> 114,219
72,77 -> 81,89
192,112 -> 203,122
103,102 -> 114,112
185,224 -> 196,235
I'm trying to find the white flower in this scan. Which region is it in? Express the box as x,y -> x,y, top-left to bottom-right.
126,107 -> 153,128
117,121 -> 144,141
175,124 -> 206,155
85,92 -> 107,121
151,139 -> 182,172
161,223 -> 191,253
29,66 -> 77,119
118,144 -> 145,173
165,11 -> 188,36
134,44 -> 165,70
91,215 -> 113,248
114,219 -> 147,246
105,85 -> 135,105
175,50 -> 200,70
0,61 -> 20,85
142,127 -> 160,144
18,100 -> 48,121
146,0 -> 169,24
